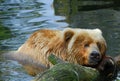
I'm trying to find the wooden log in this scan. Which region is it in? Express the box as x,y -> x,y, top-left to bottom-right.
114,55 -> 120,71
32,63 -> 99,81
32,54 -> 119,81
48,54 -> 65,65
32,54 -> 100,81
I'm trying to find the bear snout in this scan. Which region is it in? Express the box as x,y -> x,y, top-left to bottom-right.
89,51 -> 101,65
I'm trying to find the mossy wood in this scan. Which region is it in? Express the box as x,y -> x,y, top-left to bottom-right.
33,54 -> 100,81
33,54 -> 120,81
33,63 -> 99,81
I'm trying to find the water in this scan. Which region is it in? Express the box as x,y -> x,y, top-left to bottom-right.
0,0 -> 120,81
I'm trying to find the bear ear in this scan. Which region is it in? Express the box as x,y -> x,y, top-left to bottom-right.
63,28 -> 74,42
94,28 -> 102,34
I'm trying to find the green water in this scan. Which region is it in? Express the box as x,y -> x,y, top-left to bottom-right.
0,0 -> 120,81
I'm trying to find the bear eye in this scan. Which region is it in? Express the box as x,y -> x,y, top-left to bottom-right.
84,44 -> 89,48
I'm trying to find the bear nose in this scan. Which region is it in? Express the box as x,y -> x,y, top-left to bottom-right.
90,51 -> 101,60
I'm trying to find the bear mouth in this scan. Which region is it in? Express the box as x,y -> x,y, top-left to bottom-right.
89,60 -> 100,65
83,61 -> 101,69
83,58 -> 101,68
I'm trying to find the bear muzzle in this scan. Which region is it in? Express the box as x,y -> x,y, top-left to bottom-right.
89,51 -> 101,65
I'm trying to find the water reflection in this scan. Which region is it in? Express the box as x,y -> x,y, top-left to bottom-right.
0,23 -> 12,40
0,0 -> 68,51
0,0 -> 120,81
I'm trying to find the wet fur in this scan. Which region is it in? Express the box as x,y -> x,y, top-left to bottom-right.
5,28 -> 107,75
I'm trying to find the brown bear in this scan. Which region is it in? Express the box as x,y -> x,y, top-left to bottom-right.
6,28 -> 107,76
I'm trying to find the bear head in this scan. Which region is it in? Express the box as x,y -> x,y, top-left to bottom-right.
63,28 -> 107,66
